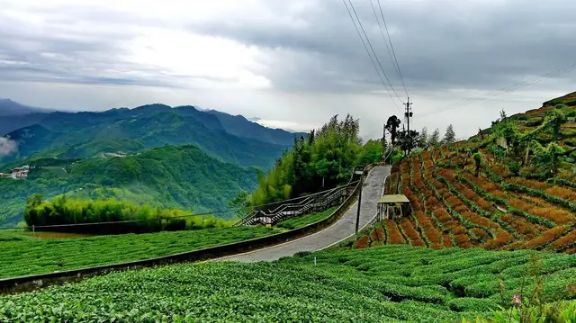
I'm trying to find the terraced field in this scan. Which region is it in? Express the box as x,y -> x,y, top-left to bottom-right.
369,148 -> 576,252
1,245 -> 574,321
0,226 -> 280,279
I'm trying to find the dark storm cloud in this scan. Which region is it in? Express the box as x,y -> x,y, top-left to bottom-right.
0,0 -> 575,139
190,0 -> 576,94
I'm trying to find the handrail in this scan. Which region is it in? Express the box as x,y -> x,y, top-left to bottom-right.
242,180 -> 359,225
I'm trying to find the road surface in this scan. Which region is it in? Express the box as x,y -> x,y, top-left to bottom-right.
220,165 -> 390,262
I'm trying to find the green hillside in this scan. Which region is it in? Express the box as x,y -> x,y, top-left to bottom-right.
376,91 -> 576,253
0,145 -> 258,225
1,103 -> 301,169
1,245 -> 574,321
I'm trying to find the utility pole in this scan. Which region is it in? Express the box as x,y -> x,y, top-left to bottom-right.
404,97 -> 413,133
404,97 -> 414,155
354,170 -> 364,235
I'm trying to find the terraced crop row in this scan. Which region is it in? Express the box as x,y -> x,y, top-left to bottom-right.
1,245 -> 574,322
369,148 -> 576,253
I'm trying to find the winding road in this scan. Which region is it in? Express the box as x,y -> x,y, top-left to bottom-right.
220,165 -> 390,262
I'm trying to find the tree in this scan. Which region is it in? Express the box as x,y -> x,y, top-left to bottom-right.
429,129 -> 440,147
385,115 -> 401,145
417,127 -> 428,148
249,114 -> 366,207
397,130 -> 419,156
473,152 -> 483,177
443,124 -> 456,144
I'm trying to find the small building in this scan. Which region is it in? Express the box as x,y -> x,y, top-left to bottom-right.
10,165 -> 30,179
377,194 -> 411,220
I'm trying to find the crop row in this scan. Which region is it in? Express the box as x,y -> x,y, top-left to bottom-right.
2,245 -> 574,322
378,148 -> 575,253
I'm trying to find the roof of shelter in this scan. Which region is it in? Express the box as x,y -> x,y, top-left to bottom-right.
378,194 -> 410,204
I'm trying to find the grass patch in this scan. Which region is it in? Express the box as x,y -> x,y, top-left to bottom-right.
276,207 -> 336,230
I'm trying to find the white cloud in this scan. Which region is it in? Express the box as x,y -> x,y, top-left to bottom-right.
0,0 -> 575,139
0,137 -> 18,156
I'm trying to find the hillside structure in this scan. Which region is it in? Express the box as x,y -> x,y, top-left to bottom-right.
0,165 -> 30,180
377,194 -> 411,219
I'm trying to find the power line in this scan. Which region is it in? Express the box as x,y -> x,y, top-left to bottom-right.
341,0 -> 404,111
348,0 -> 403,103
371,0 -> 409,98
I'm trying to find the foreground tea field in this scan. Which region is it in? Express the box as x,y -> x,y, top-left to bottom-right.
1,245 -> 574,321
0,226 -> 280,279
0,207 -> 339,279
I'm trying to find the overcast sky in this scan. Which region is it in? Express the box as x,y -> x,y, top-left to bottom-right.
0,0 -> 575,139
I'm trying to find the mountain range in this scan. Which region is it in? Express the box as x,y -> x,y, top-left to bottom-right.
0,99 -> 305,225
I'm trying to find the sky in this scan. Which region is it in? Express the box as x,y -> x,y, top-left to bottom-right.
0,0 -> 575,139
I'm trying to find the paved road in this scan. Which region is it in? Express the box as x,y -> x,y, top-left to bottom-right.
220,165 -> 390,262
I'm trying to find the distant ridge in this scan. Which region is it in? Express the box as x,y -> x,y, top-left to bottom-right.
1,99 -> 303,169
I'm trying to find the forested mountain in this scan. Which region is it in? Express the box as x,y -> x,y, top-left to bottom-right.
1,102 -> 302,169
0,144 -> 258,225
0,100 -> 306,226
207,110 -> 303,146
0,99 -> 51,135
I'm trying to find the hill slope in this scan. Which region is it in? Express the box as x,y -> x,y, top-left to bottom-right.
377,92 -> 576,253
1,100 -> 304,169
0,99 -> 50,135
0,145 -> 258,225
1,105 -> 283,169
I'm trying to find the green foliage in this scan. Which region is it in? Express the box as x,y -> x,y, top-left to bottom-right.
417,127 -> 429,148
0,226 -> 279,279
356,139 -> 384,168
473,301 -> 576,322
0,144 -> 258,225
473,152 -> 483,177
1,104 -> 297,170
443,124 -> 456,144
250,115 -> 377,206
24,196 -> 235,234
0,245 -> 574,321
429,128 -> 441,146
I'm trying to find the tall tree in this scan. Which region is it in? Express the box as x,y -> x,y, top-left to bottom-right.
397,129 -> 419,156
385,115 -> 401,145
249,114 -> 375,207
443,124 -> 456,144
417,127 -> 428,148
429,129 -> 440,147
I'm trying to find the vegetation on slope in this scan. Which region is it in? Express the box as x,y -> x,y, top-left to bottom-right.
276,207 -> 336,230
374,92 -> 576,253
0,245 -> 574,321
0,144 -> 258,225
247,115 -> 383,207
24,196 -> 234,234
1,103 -> 298,169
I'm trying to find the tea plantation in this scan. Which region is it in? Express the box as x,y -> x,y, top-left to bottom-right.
1,245 -> 574,321
0,226 -> 280,279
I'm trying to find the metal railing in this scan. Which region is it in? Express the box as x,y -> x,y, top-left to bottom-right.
242,180 -> 360,226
